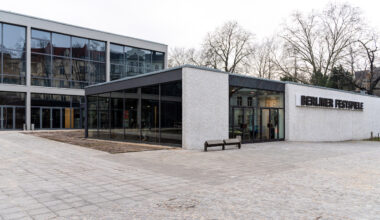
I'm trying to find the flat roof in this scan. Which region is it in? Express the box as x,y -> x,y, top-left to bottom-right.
0,10 -> 167,47
85,64 -> 379,98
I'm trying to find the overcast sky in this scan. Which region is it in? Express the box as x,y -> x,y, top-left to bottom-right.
1,0 -> 379,49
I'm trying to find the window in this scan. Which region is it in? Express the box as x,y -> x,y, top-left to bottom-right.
87,81 -> 182,145
237,97 -> 242,106
110,43 -> 165,80
52,33 -> 70,57
31,28 -> 106,88
72,37 -> 88,59
0,23 -> 26,85
247,97 -> 253,107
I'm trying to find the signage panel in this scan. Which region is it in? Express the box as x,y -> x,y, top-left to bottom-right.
296,94 -> 363,110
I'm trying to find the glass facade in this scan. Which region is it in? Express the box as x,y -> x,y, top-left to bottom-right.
31,94 -> 85,129
0,91 -> 26,129
229,87 -> 284,142
110,43 -> 165,80
0,23 -> 26,85
87,81 -> 181,145
31,29 -> 106,88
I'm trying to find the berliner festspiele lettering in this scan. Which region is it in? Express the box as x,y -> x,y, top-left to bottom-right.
300,95 -> 364,110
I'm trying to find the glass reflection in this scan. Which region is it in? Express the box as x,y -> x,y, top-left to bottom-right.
52,33 -> 70,57
72,37 -> 88,59
3,24 -> 25,51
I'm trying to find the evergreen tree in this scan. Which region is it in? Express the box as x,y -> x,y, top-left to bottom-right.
327,66 -> 355,91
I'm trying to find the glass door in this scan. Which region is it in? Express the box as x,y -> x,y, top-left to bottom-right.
52,108 -> 61,129
3,107 -> 14,129
42,108 -> 51,129
261,108 -> 280,141
232,107 -> 255,143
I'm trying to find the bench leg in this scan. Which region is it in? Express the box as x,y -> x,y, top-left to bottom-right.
238,143 -> 241,149
204,144 -> 207,152
222,144 -> 225,150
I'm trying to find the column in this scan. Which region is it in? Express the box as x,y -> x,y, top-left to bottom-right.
26,26 -> 31,130
106,41 -> 111,82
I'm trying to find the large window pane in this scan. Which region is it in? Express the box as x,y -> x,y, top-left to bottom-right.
52,33 -> 70,57
110,64 -> 125,80
31,39 -> 51,54
110,44 -> 124,64
136,48 -> 145,74
72,37 -> 88,59
0,91 -> 25,106
52,57 -> 71,88
161,81 -> 181,97
89,40 -> 105,62
152,51 -> 165,71
31,53 -> 51,86
72,59 -> 86,88
31,108 -> 41,129
124,98 -> 139,141
141,84 -> 159,95
98,94 -> 110,139
110,91 -> 124,140
3,50 -> 26,84
143,50 -> 152,73
87,96 -> 98,137
125,47 -> 139,76
161,101 -> 182,144
3,24 -> 25,51
87,61 -> 105,84
31,29 -> 50,40
141,99 -> 159,143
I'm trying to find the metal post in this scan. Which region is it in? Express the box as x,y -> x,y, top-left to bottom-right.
137,88 -> 142,141
106,41 -> 111,82
158,84 -> 161,143
84,96 -> 88,138
12,107 -> 15,129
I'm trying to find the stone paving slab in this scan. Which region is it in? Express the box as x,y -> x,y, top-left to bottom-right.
0,131 -> 380,219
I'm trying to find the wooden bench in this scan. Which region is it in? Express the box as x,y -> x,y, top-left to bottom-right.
204,140 -> 224,151
223,138 -> 241,149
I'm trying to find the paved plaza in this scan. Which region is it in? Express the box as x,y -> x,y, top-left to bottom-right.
0,132 -> 380,219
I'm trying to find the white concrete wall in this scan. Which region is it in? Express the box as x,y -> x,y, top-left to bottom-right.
182,67 -> 229,150
286,83 -> 380,141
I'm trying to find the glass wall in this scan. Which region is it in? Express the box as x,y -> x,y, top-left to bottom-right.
0,91 -> 26,130
110,43 -> 165,80
229,87 -> 284,142
31,93 -> 85,129
87,81 -> 181,145
31,29 -> 106,88
0,23 -> 26,85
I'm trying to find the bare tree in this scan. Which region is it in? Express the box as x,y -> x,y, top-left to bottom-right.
202,21 -> 254,73
279,3 -> 363,84
355,33 -> 380,94
168,47 -> 205,68
249,38 -> 277,79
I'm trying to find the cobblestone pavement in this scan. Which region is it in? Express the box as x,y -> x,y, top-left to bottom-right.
1,132 -> 380,219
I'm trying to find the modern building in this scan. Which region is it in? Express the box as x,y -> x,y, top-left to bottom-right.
84,65 -> 380,150
0,10 -> 167,130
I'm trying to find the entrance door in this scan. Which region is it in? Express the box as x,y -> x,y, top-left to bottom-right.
52,108 -> 61,129
3,107 -> 14,129
261,108 -> 279,141
42,108 -> 51,129
232,107 -> 255,143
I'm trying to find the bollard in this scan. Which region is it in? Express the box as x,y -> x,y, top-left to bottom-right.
371,131 -> 373,140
